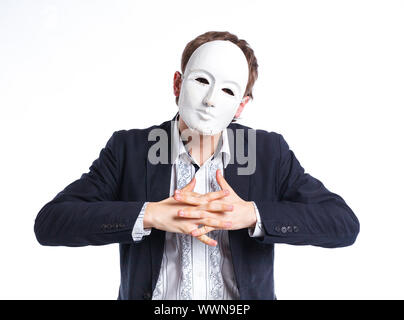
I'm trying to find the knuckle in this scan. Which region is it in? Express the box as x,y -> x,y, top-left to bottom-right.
205,218 -> 213,226
198,235 -> 208,244
184,225 -> 194,234
211,203 -> 219,211
204,193 -> 212,201
209,193 -> 217,201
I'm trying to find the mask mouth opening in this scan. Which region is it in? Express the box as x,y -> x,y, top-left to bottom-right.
186,123 -> 214,136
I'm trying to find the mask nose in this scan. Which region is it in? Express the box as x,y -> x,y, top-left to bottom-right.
203,86 -> 217,108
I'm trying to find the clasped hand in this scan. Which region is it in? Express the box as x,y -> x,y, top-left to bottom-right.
144,169 -> 256,247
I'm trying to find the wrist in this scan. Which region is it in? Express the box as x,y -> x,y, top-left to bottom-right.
143,202 -> 156,229
247,201 -> 257,228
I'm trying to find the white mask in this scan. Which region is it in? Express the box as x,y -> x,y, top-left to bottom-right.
178,40 -> 249,135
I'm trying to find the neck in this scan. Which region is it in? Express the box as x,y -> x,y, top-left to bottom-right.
178,116 -> 222,166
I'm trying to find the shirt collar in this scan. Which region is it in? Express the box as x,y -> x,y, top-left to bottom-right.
171,114 -> 231,168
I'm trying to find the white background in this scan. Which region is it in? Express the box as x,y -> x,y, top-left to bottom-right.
1,0 -> 403,299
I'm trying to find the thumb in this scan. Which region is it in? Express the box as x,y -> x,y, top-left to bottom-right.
216,169 -> 233,192
181,177 -> 196,192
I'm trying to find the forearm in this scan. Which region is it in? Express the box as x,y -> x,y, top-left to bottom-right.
252,133 -> 360,248
253,199 -> 360,248
34,200 -> 145,247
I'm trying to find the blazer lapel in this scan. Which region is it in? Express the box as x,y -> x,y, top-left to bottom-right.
224,124 -> 251,291
224,125 -> 251,200
146,116 -> 175,291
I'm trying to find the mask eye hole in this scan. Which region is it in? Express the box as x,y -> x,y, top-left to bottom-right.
195,77 -> 209,85
222,88 -> 234,96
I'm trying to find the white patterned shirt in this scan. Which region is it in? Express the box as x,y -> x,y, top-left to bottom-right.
132,116 -> 264,299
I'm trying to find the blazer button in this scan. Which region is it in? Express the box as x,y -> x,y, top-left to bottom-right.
293,226 -> 299,233
143,292 -> 151,300
281,226 -> 287,233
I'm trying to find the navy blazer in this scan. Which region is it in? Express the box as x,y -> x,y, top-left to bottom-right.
34,114 -> 360,300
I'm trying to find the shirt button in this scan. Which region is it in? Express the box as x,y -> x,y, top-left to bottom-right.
281,226 -> 287,233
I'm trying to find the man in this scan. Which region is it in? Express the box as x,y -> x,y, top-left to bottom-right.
34,31 -> 360,300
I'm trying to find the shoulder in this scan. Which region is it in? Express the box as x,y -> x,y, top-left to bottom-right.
110,119 -> 171,144
106,120 -> 172,158
228,122 -> 283,150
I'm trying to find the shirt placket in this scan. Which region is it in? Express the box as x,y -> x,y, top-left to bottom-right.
191,156 -> 209,300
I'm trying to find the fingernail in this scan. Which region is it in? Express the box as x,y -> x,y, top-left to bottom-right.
175,194 -> 182,200
175,189 -> 181,194
227,205 -> 233,210
178,210 -> 185,217
224,190 -> 230,195
210,240 -> 217,246
225,222 -> 232,228
191,230 -> 199,236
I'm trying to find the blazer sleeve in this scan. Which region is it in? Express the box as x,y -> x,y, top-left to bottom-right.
34,131 -> 145,247
254,133 -> 360,248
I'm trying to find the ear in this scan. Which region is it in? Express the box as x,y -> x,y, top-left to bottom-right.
173,71 -> 182,97
235,96 -> 250,118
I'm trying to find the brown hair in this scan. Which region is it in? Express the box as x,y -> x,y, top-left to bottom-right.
176,31 -> 259,111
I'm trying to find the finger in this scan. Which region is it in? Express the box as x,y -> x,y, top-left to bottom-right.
177,209 -> 207,219
191,225 -> 215,237
204,201 -> 234,213
197,218 -> 232,230
202,189 -> 230,202
176,190 -> 204,199
175,188 -> 229,206
173,178 -> 197,201
173,190 -> 204,205
196,234 -> 217,247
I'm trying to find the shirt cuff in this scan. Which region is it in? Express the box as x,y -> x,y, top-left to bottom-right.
131,202 -> 152,242
248,201 -> 265,238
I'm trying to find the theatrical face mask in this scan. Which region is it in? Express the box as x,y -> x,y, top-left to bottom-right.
178,40 -> 249,135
